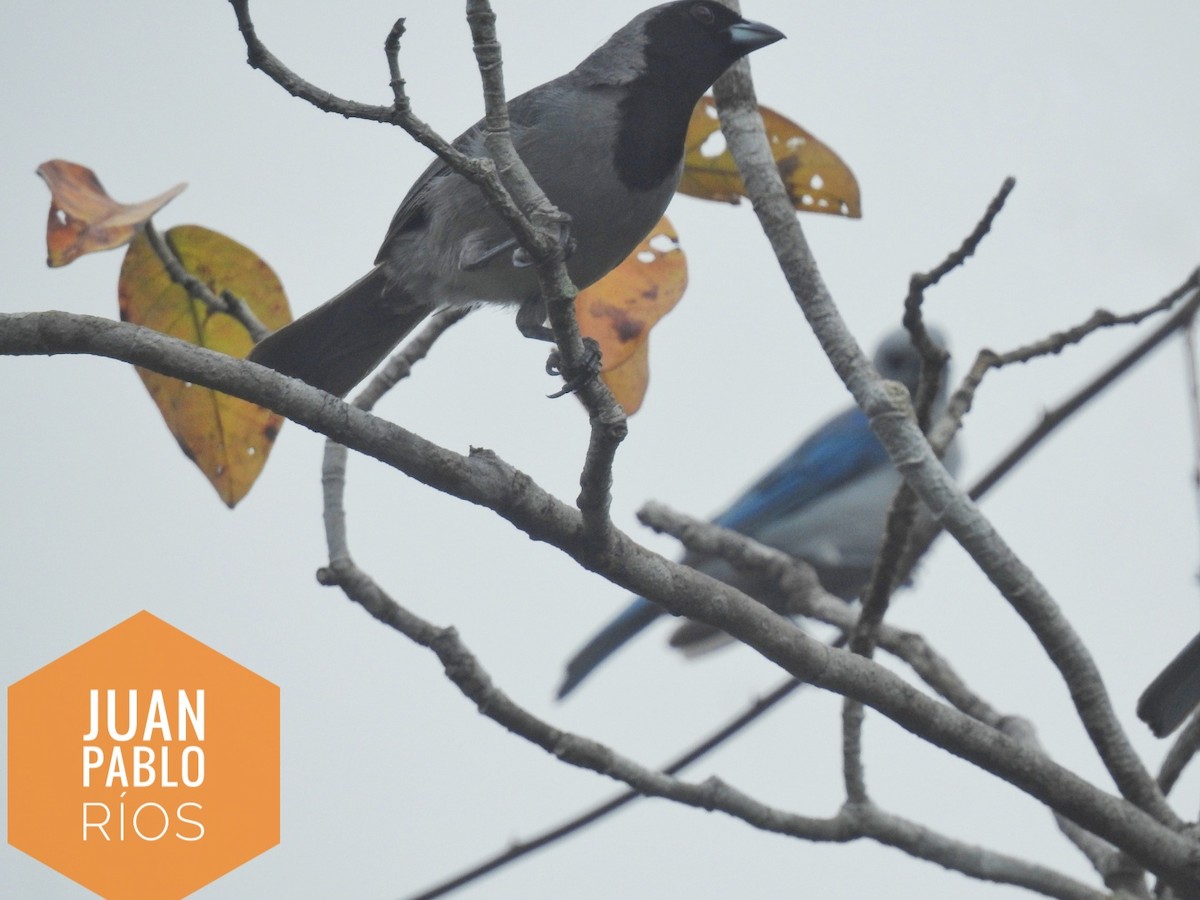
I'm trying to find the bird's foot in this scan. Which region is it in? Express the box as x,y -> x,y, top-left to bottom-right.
546,338 -> 602,397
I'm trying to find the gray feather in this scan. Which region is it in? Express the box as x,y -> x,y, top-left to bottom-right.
248,267 -> 431,398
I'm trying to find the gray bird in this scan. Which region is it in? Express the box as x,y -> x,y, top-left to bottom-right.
248,2 -> 784,397
558,329 -> 961,698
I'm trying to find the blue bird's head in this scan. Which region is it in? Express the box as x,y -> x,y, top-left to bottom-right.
872,326 -> 949,400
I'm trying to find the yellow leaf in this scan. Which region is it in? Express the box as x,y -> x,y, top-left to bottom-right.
601,340 -> 652,416
118,225 -> 292,507
678,96 -> 862,218
37,160 -> 186,267
576,216 -> 686,415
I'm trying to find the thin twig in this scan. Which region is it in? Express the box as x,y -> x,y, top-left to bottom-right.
225,0 -> 556,270
384,19 -> 410,110
966,278 -> 1200,502
141,221 -> 269,342
1158,711 -> 1200,797
940,270 -> 1200,450
842,481 -> 917,803
321,312 -> 471,569
905,176 -> 1017,312
841,698 -> 869,803
353,308 -> 472,412
404,677 -> 805,900
904,176 -> 1015,427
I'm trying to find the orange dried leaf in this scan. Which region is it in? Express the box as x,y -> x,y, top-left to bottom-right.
37,160 -> 186,267
601,340 -> 652,416
678,96 -> 861,218
576,216 -> 686,415
118,225 -> 292,508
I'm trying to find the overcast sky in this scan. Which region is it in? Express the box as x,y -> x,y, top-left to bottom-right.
4,1 -> 1200,898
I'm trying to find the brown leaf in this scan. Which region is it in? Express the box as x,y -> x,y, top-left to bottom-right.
118,225 -> 291,507
678,96 -> 861,218
576,216 -> 687,415
37,160 -> 186,267
599,340 -> 652,416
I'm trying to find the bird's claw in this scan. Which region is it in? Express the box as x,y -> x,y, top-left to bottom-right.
546,338 -> 603,398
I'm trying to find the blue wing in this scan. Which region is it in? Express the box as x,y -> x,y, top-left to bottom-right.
713,407 -> 889,538
557,598 -> 662,698
558,406 -> 891,698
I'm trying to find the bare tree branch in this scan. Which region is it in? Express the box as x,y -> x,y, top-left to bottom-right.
710,2 -> 1180,831
878,275 -> 1200,629
401,678 -> 806,900
417,608 -> 1011,899
636,499 -> 1143,885
643,495 -> 1155,892
1003,718 -> 1151,895
3,313 -> 1196,886
904,176 -> 1016,320
636,503 -> 1007,729
318,434 -> 1110,900
847,802 -> 1108,900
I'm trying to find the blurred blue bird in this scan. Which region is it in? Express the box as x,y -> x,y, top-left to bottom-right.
558,328 -> 960,698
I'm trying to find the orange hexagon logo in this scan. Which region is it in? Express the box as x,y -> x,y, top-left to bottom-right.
8,610 -> 279,899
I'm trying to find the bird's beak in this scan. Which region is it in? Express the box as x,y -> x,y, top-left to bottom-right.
726,19 -> 786,53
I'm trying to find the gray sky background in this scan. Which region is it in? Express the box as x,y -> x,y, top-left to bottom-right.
4,1 -> 1200,897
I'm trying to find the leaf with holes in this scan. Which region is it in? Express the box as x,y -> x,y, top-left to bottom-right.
118,225 -> 292,507
37,160 -> 186,267
678,96 -> 861,218
576,216 -> 687,415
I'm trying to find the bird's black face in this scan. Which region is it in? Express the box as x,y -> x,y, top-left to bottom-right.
641,1 -> 785,96
610,2 -> 783,191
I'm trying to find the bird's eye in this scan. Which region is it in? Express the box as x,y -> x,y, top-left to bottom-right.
690,3 -> 716,25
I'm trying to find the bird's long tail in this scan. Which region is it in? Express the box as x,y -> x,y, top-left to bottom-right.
558,598 -> 665,699
248,265 -> 432,398
1138,632 -> 1200,736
